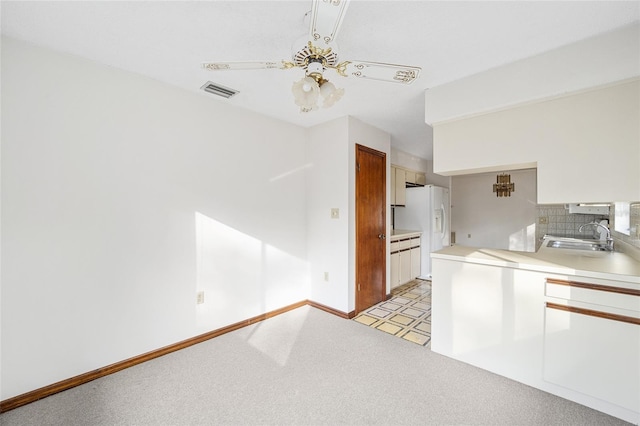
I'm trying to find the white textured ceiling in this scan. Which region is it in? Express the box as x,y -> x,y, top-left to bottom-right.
2,1 -> 639,160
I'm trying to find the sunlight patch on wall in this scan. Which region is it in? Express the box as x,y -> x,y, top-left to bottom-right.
195,212 -> 261,330
269,163 -> 312,183
194,212 -> 309,334
508,223 -> 536,251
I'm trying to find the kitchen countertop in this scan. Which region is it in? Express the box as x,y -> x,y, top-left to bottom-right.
391,229 -> 422,239
432,236 -> 640,284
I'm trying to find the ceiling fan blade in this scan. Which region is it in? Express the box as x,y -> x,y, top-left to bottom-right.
309,0 -> 350,46
343,61 -> 421,84
202,61 -> 293,71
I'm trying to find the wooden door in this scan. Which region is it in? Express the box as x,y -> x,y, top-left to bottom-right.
355,144 -> 386,314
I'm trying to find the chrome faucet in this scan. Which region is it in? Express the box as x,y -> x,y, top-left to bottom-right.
578,222 -> 614,251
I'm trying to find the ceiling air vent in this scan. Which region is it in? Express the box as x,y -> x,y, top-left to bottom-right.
200,81 -> 238,99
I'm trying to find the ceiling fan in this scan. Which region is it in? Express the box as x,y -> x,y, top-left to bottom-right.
202,0 -> 421,112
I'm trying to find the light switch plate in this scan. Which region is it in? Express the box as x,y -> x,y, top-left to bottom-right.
331,208 -> 339,219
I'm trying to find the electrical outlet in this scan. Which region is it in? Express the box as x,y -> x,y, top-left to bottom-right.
196,291 -> 205,305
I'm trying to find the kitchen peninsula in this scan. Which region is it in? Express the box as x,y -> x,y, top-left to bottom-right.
430,239 -> 640,424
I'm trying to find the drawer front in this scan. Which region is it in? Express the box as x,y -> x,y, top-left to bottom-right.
410,237 -> 421,248
544,303 -> 640,412
390,242 -> 400,253
545,278 -> 640,312
398,239 -> 411,250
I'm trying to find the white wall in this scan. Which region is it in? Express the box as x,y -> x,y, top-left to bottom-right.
425,23 -> 640,125
391,148 -> 429,172
451,169 -> 538,251
306,118 -> 350,312
1,37 -> 309,400
306,116 -> 391,312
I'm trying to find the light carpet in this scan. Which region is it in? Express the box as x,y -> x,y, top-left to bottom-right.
0,305 -> 629,425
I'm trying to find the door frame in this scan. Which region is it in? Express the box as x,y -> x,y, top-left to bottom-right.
354,143 -> 387,314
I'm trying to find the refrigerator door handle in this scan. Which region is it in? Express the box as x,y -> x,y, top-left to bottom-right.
441,203 -> 447,240
434,207 -> 444,234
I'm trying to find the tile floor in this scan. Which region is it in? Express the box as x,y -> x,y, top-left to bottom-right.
353,279 -> 431,347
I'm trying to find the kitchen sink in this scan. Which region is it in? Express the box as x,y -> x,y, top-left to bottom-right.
546,240 -> 610,251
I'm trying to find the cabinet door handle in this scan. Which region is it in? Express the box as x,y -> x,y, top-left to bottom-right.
545,278 -> 640,297
546,302 -> 640,326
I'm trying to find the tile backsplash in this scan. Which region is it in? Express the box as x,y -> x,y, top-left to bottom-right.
536,203 -> 640,251
536,205 -> 608,241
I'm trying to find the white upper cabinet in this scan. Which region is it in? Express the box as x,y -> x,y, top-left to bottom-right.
390,165 -> 427,206
394,167 -> 406,206
432,79 -> 640,203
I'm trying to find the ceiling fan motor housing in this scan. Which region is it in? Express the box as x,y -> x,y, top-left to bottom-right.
293,42 -> 338,69
306,59 -> 325,81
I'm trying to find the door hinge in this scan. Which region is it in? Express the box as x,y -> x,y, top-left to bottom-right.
357,283 -> 360,291
356,162 -> 360,172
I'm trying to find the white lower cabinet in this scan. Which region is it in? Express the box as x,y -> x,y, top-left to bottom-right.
410,246 -> 421,280
431,259 -> 546,385
432,258 -> 640,424
543,278 -> 640,414
390,235 -> 421,289
399,249 -> 411,284
390,252 -> 400,288
544,305 -> 640,412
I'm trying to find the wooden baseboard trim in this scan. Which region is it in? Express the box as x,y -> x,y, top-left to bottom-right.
306,300 -> 354,319
0,299 -> 309,414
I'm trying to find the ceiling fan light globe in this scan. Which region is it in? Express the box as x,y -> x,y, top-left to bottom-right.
319,80 -> 336,97
323,87 -> 344,108
292,77 -> 320,110
301,76 -> 319,92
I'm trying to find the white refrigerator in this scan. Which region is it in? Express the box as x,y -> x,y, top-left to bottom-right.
394,185 -> 450,279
